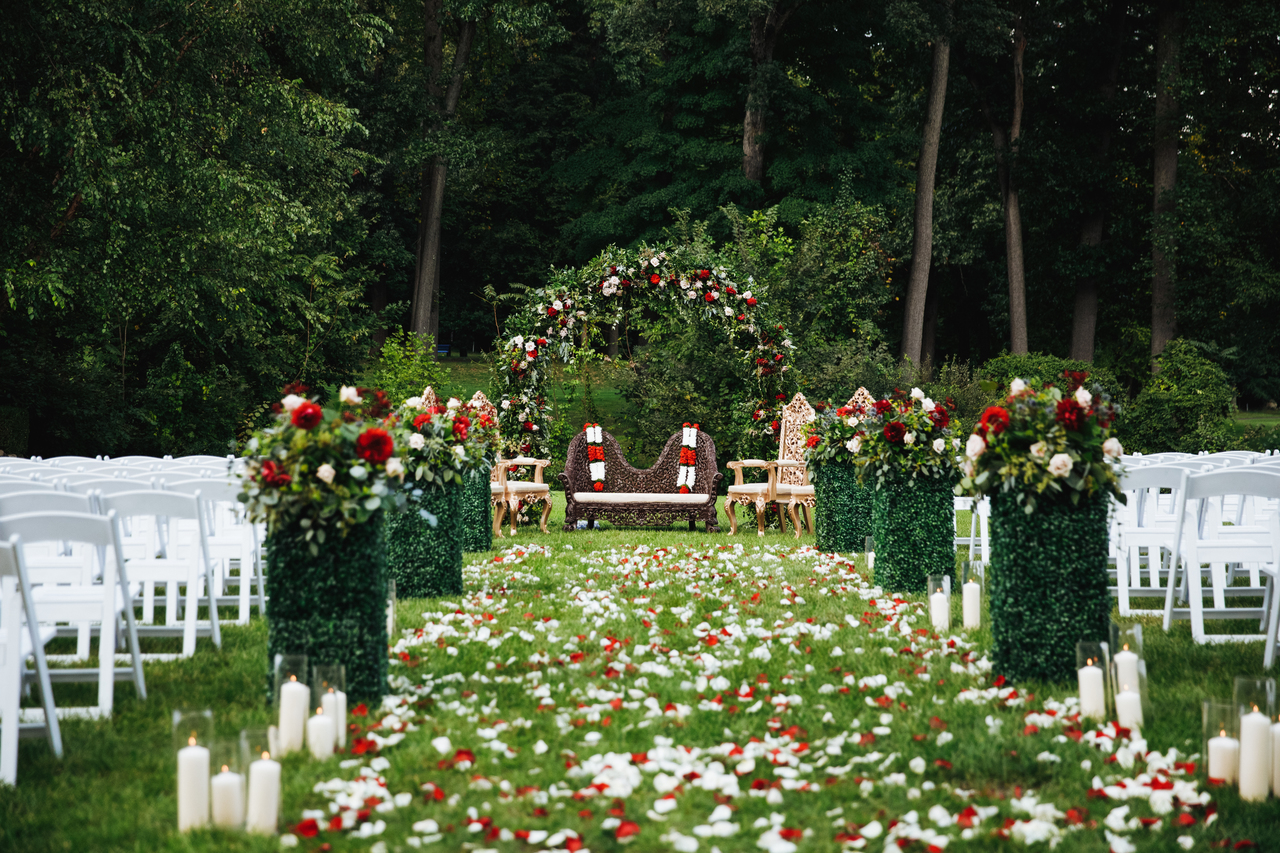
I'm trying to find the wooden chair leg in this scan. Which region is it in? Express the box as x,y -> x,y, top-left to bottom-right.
508,498 -> 519,536
804,504 -> 814,535
539,499 -> 551,534
754,497 -> 767,536
788,501 -> 802,539
493,502 -> 505,538
727,500 -> 738,535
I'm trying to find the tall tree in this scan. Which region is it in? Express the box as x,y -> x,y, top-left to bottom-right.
1150,0 -> 1182,365
900,0 -> 953,367
741,1 -> 801,182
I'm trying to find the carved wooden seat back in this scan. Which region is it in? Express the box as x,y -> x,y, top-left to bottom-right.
561,429 -> 719,496
848,386 -> 876,413
467,391 -> 501,484
775,393 -> 816,487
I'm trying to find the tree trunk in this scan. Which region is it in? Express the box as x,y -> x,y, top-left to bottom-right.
741,2 -> 798,182
901,29 -> 951,366
921,279 -> 940,374
1069,0 -> 1125,363
1151,0 -> 1181,366
607,323 -> 619,358
409,15 -> 477,339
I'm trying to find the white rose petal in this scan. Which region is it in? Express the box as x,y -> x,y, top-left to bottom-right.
932,438 -> 945,453
1010,378 -> 1026,394
386,458 -> 405,478
281,394 -> 305,412
1103,437 -> 1123,458
911,387 -> 925,400
1030,441 -> 1047,458
1048,453 -> 1073,478
903,431 -> 916,446
316,463 -> 336,484
922,397 -> 936,412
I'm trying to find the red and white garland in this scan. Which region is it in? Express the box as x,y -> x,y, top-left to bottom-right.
677,423 -> 699,493
584,423 -> 605,491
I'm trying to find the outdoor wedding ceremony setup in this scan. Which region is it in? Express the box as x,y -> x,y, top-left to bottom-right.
5,0 -> 1280,851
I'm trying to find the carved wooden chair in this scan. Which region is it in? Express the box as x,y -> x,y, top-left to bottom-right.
725,393 -> 816,535
469,391 -> 552,536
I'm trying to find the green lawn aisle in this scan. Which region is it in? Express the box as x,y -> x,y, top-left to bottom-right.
3,519 -> 1278,852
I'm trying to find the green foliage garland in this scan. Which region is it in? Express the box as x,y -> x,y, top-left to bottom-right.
870,478 -> 954,594
265,516 -> 388,702
461,467 -> 493,553
988,491 -> 1111,684
386,480 -> 464,598
813,463 -> 872,553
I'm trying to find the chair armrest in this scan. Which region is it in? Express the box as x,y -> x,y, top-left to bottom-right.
727,459 -> 769,487
502,456 -> 551,484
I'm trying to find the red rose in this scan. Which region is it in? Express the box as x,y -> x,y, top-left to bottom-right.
537,338 -> 547,346
1056,398 -> 1085,431
930,407 -> 950,429
1063,370 -> 1089,393
699,270 -> 711,280
726,286 -> 737,295
704,293 -> 715,302
295,818 -> 320,838
523,421 -> 535,432
979,406 -> 1010,435
774,353 -> 784,361
528,349 -> 538,359
874,400 -> 893,415
884,421 -> 907,443
291,401 -> 323,430
593,482 -> 604,492
755,358 -> 768,366
452,414 -> 470,441
259,460 -> 292,488
413,413 -> 432,430
770,420 -> 780,431
650,273 -> 661,284
547,307 -> 558,317
836,407 -> 853,417
355,428 -> 394,464
746,297 -> 757,305
806,434 -> 820,448
737,314 -> 745,320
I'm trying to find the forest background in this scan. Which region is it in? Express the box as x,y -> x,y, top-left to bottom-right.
2,0 -> 1278,466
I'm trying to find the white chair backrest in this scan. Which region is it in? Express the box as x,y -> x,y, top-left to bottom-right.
1183,468 -> 1280,503
0,510 -> 123,552
0,480 -> 55,496
161,478 -> 239,503
0,491 -> 95,517
63,478 -> 155,495
98,490 -> 203,523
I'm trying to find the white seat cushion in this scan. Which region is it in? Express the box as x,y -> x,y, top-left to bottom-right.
506,482 -> 550,494
573,492 -> 710,505
784,485 -> 814,497
727,483 -> 767,494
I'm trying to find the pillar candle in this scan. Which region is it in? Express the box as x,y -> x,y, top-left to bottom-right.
1077,662 -> 1106,721
245,753 -> 281,833
386,598 -> 396,637
1271,721 -> 1280,797
307,709 -> 336,760
1207,731 -> 1240,783
1238,709 -> 1271,802
177,738 -> 210,831
929,590 -> 950,632
278,678 -> 309,755
322,690 -> 348,748
962,581 -> 980,628
1114,648 -> 1141,691
211,766 -> 245,828
1116,689 -> 1144,730
866,552 -> 874,572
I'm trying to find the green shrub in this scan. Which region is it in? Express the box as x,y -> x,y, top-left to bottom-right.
813,463 -> 873,553
0,407 -> 30,457
1121,339 -> 1236,454
978,352 -> 1126,411
386,482 -> 465,598
870,478 -> 954,593
367,331 -> 452,406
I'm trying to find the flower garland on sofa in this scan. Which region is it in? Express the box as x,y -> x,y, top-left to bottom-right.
583,423 -> 605,491
677,423 -> 699,493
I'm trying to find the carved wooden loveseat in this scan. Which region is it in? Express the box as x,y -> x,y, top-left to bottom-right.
559,428 -> 722,532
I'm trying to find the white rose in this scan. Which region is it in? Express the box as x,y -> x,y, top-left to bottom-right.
651,257 -> 661,267
724,307 -> 733,316
316,463 -> 336,484
447,397 -> 461,409
952,438 -> 961,449
404,396 -> 423,410
525,340 -> 536,351
281,394 -> 305,412
742,291 -> 752,300
453,445 -> 467,459
847,417 -> 859,427
501,399 -> 511,410
1010,378 -> 1026,395
932,438 -> 945,453
408,433 -> 425,450
1103,437 -> 1123,459
1030,441 -> 1047,458
922,397 -> 936,413
385,457 -> 405,478
1075,386 -> 1093,406
903,431 -> 916,446
1048,453 -> 1074,478
910,387 -> 925,401
339,385 -> 362,405
553,299 -> 564,310
965,433 -> 986,460
683,290 -> 695,300
846,436 -> 862,453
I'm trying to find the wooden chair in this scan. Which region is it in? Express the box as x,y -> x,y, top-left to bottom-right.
469,391 -> 552,535
725,393 -> 815,535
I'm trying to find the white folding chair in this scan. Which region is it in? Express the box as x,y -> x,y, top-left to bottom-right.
0,482 -> 55,497
1113,465 -> 1193,616
1165,468 -> 1280,667
161,478 -> 263,624
0,512 -> 146,717
0,535 -> 63,784
97,491 -> 221,657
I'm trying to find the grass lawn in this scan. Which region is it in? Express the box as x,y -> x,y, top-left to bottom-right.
3,498 -> 1278,853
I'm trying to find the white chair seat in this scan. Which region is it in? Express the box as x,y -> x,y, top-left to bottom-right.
783,485 -> 814,497
573,492 -> 709,505
507,482 -> 550,494
726,483 -> 768,495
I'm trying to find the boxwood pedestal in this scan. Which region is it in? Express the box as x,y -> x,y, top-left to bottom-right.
387,480 -> 464,598
814,463 -> 872,553
988,491 -> 1111,683
265,516 -> 388,702
870,477 -> 954,593
460,467 -> 493,553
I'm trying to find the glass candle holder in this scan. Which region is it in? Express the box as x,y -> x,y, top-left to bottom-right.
960,562 -> 982,629
1233,676 -> 1276,801
1108,623 -> 1147,732
926,574 -> 951,632
240,728 -> 281,834
173,710 -> 213,831
1233,677 -> 1277,718
172,708 -> 214,752
864,536 -> 875,572
273,654 -> 308,755
386,577 -> 397,637
1075,641 -> 1111,722
312,664 -> 348,750
210,738 -> 245,829
1203,699 -> 1240,784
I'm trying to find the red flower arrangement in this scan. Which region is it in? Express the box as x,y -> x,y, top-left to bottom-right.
259,460 -> 292,488
1055,399 -> 1085,431
883,421 -> 907,444
291,401 -> 323,430
977,406 -> 1010,437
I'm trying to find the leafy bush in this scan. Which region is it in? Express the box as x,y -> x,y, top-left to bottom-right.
1121,339 -> 1237,453
978,353 -> 1126,412
366,332 -> 452,406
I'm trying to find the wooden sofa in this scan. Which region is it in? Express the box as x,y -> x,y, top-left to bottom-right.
559,428 -> 722,532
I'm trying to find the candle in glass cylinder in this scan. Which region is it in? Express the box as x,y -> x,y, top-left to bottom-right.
930,588 -> 950,632
1114,645 -> 1141,691
1238,707 -> 1271,802
962,581 -> 980,628
1271,720 -> 1280,797
1207,729 -> 1240,783
1077,659 -> 1107,721
278,677 -> 308,755
322,690 -> 348,748
1116,689 -> 1144,730
211,764 -> 245,828
245,752 -> 281,833
306,708 -> 336,760
177,736 -> 210,830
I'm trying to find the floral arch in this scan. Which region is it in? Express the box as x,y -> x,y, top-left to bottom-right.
493,243 -> 800,462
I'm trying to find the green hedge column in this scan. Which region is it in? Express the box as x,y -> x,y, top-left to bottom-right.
814,463 -> 872,553
870,478 -> 954,593
988,491 -> 1111,683
387,480 -> 465,598
266,517 -> 388,702
460,467 -> 493,553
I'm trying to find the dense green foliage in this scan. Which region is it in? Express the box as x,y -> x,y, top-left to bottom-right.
386,481 -> 465,598
1122,339 -> 1238,455
870,477 -> 954,593
461,468 -> 494,552
265,516 -> 389,700
366,332 -> 452,406
988,491 -> 1112,684
813,462 -> 872,553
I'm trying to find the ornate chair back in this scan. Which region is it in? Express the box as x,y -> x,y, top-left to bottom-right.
847,387 -> 876,412
775,393 -> 816,487
468,391 -> 502,484
422,386 -> 441,411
